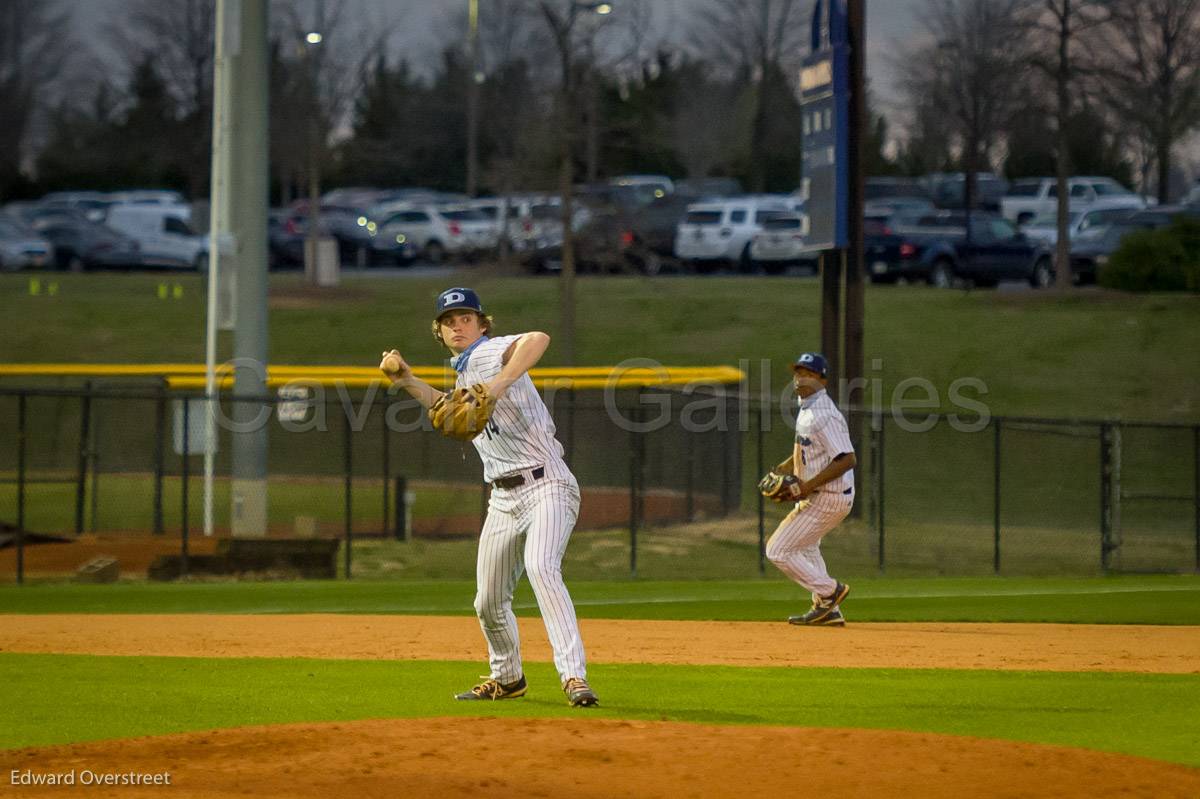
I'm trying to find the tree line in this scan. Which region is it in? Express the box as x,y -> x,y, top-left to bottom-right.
2,0 -> 1198,205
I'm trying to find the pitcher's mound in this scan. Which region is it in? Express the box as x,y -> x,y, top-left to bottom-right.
6,717 -> 1198,798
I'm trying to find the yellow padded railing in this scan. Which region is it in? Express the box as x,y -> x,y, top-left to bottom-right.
0,363 -> 746,391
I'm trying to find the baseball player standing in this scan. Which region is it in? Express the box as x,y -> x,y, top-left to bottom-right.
759,352 -> 857,626
379,287 -> 598,707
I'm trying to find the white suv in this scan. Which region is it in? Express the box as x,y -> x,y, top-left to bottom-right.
674,196 -> 792,270
105,204 -> 207,269
374,204 -> 498,262
1001,177 -> 1144,224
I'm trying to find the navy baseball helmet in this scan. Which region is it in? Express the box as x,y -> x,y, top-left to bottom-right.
435,287 -> 483,318
792,352 -> 828,378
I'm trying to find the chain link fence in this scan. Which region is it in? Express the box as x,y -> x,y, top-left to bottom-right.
1,385 -> 1196,582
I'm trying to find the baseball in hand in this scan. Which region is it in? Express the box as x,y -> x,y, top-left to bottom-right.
380,351 -> 404,375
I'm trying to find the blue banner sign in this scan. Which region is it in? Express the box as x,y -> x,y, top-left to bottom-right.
799,0 -> 850,251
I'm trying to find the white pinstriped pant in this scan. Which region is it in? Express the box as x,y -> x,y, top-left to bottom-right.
474,474 -> 586,684
765,490 -> 854,600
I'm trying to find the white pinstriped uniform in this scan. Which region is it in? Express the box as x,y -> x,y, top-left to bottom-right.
765,388 -> 855,599
453,334 -> 587,684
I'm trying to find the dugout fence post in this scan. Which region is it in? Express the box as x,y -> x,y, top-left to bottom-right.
381,402 -> 390,538
1194,425 -> 1199,573
16,394 -> 27,585
480,476 -> 488,530
684,426 -> 695,523
153,380 -> 166,535
88,389 -> 100,533
1099,422 -> 1115,574
722,392 -> 738,517
75,381 -> 92,536
393,476 -> 409,542
629,399 -> 642,579
564,388 -> 576,468
181,397 -> 190,579
344,408 -> 353,580
756,404 -> 765,575
993,417 -> 1002,575
871,413 -> 885,573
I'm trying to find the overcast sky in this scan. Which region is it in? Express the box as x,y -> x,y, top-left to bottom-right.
74,0 -> 926,109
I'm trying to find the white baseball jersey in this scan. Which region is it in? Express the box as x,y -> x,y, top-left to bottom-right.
767,387 -> 856,599
452,334 -> 570,483
450,333 -> 587,685
794,388 -> 855,494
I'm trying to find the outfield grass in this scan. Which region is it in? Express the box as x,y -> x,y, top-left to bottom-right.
2,273 -> 1198,421
1,654 -> 1197,765
3,274 -> 1197,577
0,472 -> 474,535
2,575 -> 1197,624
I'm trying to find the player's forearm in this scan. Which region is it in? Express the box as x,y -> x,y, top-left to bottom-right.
774,455 -> 795,475
490,332 -> 550,395
391,375 -> 444,409
804,452 -> 856,491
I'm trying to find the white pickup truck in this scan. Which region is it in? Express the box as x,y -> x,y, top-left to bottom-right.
1001,177 -> 1144,224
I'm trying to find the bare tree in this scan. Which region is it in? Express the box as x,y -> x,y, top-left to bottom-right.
0,0 -> 73,196
1088,0 -> 1200,203
519,0 -> 649,366
270,0 -> 394,207
672,61 -> 739,179
112,0 -> 216,118
107,0 -> 216,196
1025,0 -> 1109,288
904,0 -> 1034,213
689,0 -> 806,191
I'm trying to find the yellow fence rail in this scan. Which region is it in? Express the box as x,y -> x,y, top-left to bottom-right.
0,363 -> 746,391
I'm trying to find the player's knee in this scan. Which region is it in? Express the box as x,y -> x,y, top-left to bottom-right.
524,559 -> 561,590
473,591 -> 501,622
764,538 -> 792,564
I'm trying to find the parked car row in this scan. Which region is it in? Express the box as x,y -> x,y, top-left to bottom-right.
1000,177 -> 1146,224
866,210 -> 1055,288
1,193 -> 206,272
673,195 -> 806,272
863,202 -> 1200,288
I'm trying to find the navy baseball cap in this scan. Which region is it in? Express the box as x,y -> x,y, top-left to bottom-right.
435,287 -> 483,318
792,352 -> 828,378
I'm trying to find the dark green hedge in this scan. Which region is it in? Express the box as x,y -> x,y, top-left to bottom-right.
1100,216 -> 1200,292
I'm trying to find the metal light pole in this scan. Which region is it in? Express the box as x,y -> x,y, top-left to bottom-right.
303,29 -> 324,283
466,0 -> 481,196
204,0 -> 237,537
228,0 -> 271,538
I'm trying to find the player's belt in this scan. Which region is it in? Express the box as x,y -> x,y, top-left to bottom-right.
492,466 -> 545,490
814,487 -> 853,495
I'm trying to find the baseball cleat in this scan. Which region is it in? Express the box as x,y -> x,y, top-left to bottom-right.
563,677 -> 599,707
788,583 -> 850,626
455,675 -> 527,701
789,607 -> 846,626
825,581 -> 851,607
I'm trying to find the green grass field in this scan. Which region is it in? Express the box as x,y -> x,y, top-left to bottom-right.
3,574 -> 1197,623
2,655 -> 1197,765
0,472 -> 474,535
0,575 -> 1198,766
2,273 -> 1197,577
3,272 -> 1198,421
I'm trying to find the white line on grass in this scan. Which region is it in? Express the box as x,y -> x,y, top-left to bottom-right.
229,583 -> 1197,613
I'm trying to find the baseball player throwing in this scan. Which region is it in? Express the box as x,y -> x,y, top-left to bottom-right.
758,352 -> 857,626
379,287 -> 598,707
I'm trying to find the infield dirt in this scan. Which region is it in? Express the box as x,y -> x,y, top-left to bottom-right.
2,614 -> 1198,672
5,717 -> 1200,799
3,615 -> 1198,798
